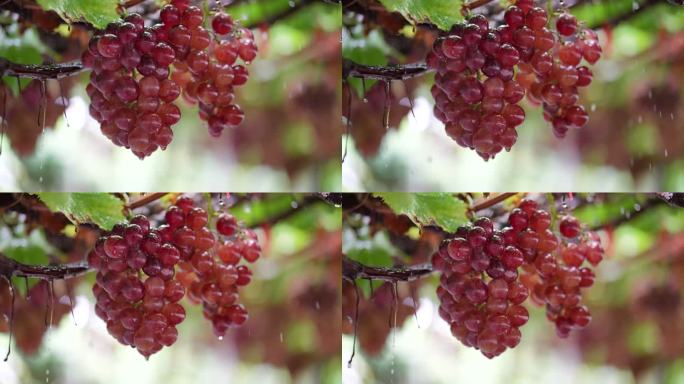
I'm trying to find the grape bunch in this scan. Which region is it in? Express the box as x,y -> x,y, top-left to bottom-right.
512,5 -> 601,138
527,214 -> 602,338
82,0 -> 257,159
427,0 -> 602,160
88,196 -> 261,357
88,214 -> 186,357
432,198 -> 604,358
176,212 -> 260,337
429,13 -> 526,161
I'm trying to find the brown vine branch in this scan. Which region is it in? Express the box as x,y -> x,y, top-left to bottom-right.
125,193 -> 169,211
342,255 -> 434,283
0,59 -> 86,80
590,195 -> 668,231
248,194 -> 324,228
470,193 -> 518,213
462,0 -> 497,11
342,59 -> 431,81
588,0 -> 662,29
0,254 -> 91,281
243,0 -> 318,29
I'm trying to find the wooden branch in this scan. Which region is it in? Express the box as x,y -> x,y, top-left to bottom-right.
125,193 -> 168,211
343,255 -> 434,283
463,0 -> 497,11
470,193 -> 518,213
0,59 -> 86,80
248,194 -> 324,228
243,0 -> 318,29
591,196 -> 667,231
0,254 -> 91,281
588,0 -> 662,29
343,59 -> 431,81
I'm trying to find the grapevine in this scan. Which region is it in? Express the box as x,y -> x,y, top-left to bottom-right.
426,0 -> 602,160
432,198 -> 604,358
82,0 -> 257,159
88,195 -> 260,357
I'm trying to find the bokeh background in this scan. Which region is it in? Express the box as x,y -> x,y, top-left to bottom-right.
342,0 -> 684,191
343,193 -> 684,384
0,193 -> 341,384
0,0 -> 341,192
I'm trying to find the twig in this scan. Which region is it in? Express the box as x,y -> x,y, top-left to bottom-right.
0,254 -> 91,281
470,193 -> 518,213
125,193 -> 168,211
343,59 -> 431,81
0,59 -> 85,80
588,0 -> 661,29
343,255 -> 434,283
243,0 -> 317,29
591,196 -> 666,231
463,0 -> 497,11
248,194 -> 322,228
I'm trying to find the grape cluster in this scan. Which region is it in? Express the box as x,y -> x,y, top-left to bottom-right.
433,198 -> 604,358
429,13 -> 525,161
82,0 -> 257,158
89,214 -> 186,357
176,212 -> 260,338
513,5 -> 601,138
433,216 -> 530,358
528,214 -> 603,338
427,0 -> 601,160
89,196 -> 261,357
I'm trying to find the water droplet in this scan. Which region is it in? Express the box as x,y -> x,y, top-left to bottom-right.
218,336 -> 223,341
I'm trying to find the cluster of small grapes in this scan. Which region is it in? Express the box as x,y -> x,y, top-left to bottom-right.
512,3 -> 602,138
428,13 -> 525,161
176,209 -> 260,338
89,196 -> 260,357
427,0 -> 602,160
433,216 -> 531,358
432,199 -> 604,358
526,215 -> 603,338
167,5 -> 256,137
82,0 -> 256,158
89,214 -> 186,357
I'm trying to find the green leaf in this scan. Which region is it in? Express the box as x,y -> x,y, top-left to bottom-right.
35,0 -> 120,29
37,193 -> 125,230
376,0 -> 464,31
4,245 -> 49,266
374,193 -> 468,232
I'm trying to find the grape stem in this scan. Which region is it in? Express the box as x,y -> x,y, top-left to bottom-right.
462,0 -> 497,11
470,193 -> 518,213
125,193 -> 169,211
